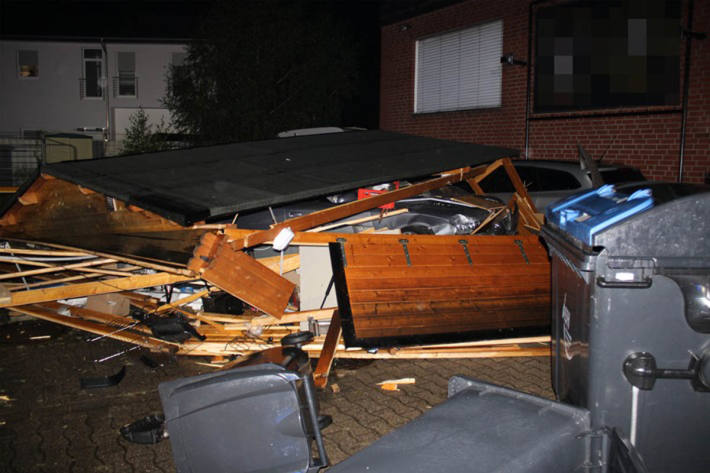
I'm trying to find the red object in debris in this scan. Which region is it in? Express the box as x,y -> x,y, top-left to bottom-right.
357,182 -> 400,209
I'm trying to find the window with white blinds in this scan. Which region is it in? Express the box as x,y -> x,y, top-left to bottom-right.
415,20 -> 503,113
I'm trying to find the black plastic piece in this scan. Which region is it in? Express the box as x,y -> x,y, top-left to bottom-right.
120,414 -> 165,444
140,354 -> 160,370
202,292 -> 245,315
80,366 -> 126,389
608,429 -> 649,473
318,415 -> 333,431
281,331 -> 314,348
623,351 -> 710,392
147,317 -> 205,342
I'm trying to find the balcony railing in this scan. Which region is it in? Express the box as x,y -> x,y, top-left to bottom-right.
79,78 -> 105,99
113,75 -> 138,98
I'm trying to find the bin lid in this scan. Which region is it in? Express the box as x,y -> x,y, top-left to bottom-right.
545,183 -> 710,260
546,184 -> 654,246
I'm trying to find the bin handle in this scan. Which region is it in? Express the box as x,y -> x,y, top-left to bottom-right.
596,276 -> 652,289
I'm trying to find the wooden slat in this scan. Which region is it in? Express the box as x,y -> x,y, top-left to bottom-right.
0,258 -> 116,280
1,272 -> 194,308
3,238 -> 193,275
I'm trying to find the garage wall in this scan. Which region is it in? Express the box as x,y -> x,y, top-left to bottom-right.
380,0 -> 710,183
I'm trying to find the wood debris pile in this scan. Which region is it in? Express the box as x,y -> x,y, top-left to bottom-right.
0,151 -> 551,385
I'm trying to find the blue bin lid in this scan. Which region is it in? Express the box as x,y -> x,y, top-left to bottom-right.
545,184 -> 654,245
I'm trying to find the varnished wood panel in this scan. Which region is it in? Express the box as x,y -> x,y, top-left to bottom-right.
189,233 -> 295,317
330,235 -> 550,348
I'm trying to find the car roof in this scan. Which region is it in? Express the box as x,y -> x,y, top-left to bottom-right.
511,159 -> 635,172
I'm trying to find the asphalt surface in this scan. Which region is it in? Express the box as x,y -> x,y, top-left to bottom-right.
0,320 -> 554,472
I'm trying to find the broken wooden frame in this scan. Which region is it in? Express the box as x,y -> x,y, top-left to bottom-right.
0,157 -> 549,387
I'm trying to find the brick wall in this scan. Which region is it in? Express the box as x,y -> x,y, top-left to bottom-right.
380,0 -> 710,183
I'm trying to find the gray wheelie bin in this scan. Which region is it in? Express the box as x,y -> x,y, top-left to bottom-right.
542,182 -> 710,473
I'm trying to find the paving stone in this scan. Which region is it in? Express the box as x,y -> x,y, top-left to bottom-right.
0,320 -> 553,471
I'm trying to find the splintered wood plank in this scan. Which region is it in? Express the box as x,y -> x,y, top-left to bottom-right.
11,304 -> 175,351
0,272 -> 194,308
331,235 -> 551,347
3,238 -> 194,275
191,233 -> 295,317
313,310 -> 342,389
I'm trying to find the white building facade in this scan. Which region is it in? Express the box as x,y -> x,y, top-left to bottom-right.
0,38 -> 187,155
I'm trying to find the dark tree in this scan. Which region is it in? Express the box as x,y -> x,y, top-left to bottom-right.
164,0 -> 368,143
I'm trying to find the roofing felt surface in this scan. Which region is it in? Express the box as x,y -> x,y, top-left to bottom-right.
43,130 -> 518,225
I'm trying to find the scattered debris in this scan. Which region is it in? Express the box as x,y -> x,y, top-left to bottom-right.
378,378 -> 416,391
0,132 -> 550,387
79,366 -> 127,389
120,414 -> 166,444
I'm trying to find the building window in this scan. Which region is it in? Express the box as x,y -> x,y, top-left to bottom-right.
18,50 -> 39,78
81,48 -> 104,99
114,51 -> 137,97
414,20 -> 503,113
534,0 -> 681,113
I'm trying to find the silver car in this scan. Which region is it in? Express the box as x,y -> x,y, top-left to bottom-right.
478,160 -> 646,211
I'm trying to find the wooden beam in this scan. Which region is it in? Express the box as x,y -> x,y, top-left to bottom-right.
238,168 -> 474,249
313,310 -> 342,389
1,272 -> 194,308
501,157 -> 537,213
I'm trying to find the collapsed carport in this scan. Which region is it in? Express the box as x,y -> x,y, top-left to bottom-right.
0,130 -> 550,385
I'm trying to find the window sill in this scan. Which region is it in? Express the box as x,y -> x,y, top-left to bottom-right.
412,105 -> 503,116
530,105 -> 682,121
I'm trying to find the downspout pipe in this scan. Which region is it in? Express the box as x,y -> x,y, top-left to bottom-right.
678,0 -> 697,183
524,1 -> 536,160
101,38 -> 110,154
524,0 -> 547,160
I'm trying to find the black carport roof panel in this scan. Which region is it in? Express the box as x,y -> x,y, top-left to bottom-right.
44,130 -> 518,225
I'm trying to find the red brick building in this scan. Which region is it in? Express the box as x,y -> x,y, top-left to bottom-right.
380,0 -> 709,183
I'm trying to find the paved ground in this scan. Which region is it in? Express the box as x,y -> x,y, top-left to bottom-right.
0,320 -> 553,472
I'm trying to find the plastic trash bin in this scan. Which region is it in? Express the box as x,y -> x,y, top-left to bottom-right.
542,182 -> 710,473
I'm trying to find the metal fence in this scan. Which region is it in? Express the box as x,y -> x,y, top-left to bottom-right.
0,134 -> 43,187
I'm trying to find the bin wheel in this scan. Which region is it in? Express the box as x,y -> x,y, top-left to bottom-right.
281,331 -> 314,348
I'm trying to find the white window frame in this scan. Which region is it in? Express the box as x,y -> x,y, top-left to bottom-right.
82,48 -> 105,100
414,20 -> 503,114
115,51 -> 137,98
